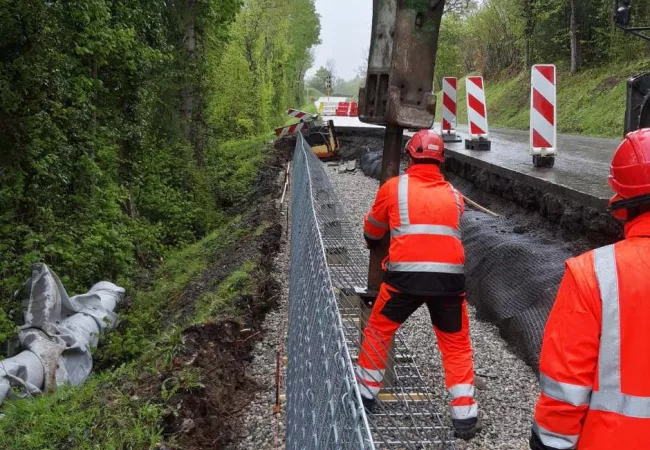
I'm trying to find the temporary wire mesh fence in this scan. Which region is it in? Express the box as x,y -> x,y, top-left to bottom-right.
287,134 -> 457,449
287,134 -> 374,450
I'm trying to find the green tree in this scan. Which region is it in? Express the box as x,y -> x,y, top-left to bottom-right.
308,66 -> 333,93
0,0 -> 320,343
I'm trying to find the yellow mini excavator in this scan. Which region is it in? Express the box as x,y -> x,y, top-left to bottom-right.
303,120 -> 341,160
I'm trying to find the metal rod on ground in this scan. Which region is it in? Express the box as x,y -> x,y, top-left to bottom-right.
362,124 -> 404,389
280,162 -> 291,207
462,194 -> 500,217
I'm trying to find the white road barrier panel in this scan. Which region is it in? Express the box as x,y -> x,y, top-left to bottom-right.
441,78 -> 458,134
530,64 -> 557,157
275,121 -> 310,138
464,76 -> 491,150
466,76 -> 489,139
287,109 -> 312,121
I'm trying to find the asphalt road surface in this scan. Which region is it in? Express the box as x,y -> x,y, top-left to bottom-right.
445,123 -> 620,203
325,116 -> 620,205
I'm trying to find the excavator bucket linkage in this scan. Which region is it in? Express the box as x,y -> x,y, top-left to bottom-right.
359,0 -> 445,129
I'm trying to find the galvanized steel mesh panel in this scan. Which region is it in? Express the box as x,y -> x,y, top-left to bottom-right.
287,135 -> 456,449
287,135 -> 374,450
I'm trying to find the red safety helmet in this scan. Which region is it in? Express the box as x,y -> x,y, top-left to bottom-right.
406,130 -> 445,163
609,128 -> 650,220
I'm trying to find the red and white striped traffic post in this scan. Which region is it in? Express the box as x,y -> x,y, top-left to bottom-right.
287,109 -> 315,121
464,76 -> 491,151
440,77 -> 461,143
274,121 -> 310,138
530,64 -> 557,168
275,108 -> 319,138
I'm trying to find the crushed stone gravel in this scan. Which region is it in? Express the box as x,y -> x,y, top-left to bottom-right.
327,167 -> 540,450
226,200 -> 290,450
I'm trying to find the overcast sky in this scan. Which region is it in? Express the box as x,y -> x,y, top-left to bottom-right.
307,0 -> 373,81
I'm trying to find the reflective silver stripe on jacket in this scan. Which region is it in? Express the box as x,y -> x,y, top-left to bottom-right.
449,384 -> 475,399
391,224 -> 461,239
395,175 -> 461,237
364,231 -> 383,241
398,175 -> 410,225
589,244 -> 650,418
590,391 -> 650,418
539,373 -> 591,406
533,422 -> 579,449
593,245 -> 621,392
367,214 -> 389,229
386,262 -> 465,274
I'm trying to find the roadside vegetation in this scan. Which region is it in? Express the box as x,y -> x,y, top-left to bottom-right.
434,0 -> 650,138
0,0 -> 319,340
436,59 -> 650,138
0,135 -> 286,450
0,0 -> 317,447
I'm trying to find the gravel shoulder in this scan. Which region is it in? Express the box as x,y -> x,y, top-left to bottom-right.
327,167 -> 540,450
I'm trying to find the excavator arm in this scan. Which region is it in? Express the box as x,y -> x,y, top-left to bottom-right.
358,0 -> 447,293
359,0 -> 445,129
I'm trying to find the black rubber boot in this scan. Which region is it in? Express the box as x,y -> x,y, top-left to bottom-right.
361,396 -> 376,413
452,418 -> 481,440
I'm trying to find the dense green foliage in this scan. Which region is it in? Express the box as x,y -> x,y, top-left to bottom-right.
0,193 -> 263,448
434,0 -> 650,137
436,0 -> 650,81
0,0 -> 319,341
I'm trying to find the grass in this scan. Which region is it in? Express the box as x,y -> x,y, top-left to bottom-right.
436,59 -> 650,138
193,260 -> 257,324
0,219 -> 255,450
0,135 -> 273,450
305,87 -> 325,100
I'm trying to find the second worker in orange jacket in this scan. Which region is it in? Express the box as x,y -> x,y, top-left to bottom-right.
356,129 -> 479,440
531,128 -> 650,449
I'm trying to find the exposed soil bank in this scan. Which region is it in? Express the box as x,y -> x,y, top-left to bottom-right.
444,157 -> 622,245
162,140 -> 290,449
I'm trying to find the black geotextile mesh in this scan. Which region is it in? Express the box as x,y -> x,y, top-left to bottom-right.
461,210 -> 574,369
360,151 -> 382,180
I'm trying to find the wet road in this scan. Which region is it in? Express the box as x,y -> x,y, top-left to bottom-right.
445,123 -> 620,207
325,116 -> 620,208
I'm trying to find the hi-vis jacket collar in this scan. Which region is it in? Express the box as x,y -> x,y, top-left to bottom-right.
405,164 -> 443,180
624,211 -> 650,238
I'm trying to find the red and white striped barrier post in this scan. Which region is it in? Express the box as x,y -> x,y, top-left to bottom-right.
530,64 -> 557,168
274,121 -> 310,138
464,76 -> 491,151
275,108 -> 319,138
287,109 -> 315,122
440,77 -> 461,142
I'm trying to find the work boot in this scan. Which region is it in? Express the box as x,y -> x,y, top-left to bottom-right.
452,417 -> 481,440
361,396 -> 376,414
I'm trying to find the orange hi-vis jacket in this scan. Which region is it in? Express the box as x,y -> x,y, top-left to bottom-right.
363,164 -> 465,296
533,212 -> 650,450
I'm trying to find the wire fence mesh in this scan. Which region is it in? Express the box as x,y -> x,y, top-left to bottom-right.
286,134 -> 375,450
287,134 -> 457,449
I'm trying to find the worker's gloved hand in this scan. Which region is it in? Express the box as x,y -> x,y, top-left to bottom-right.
365,237 -> 381,250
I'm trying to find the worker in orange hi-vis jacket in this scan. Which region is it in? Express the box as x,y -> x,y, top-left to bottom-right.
356,129 -> 479,440
531,128 -> 650,450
